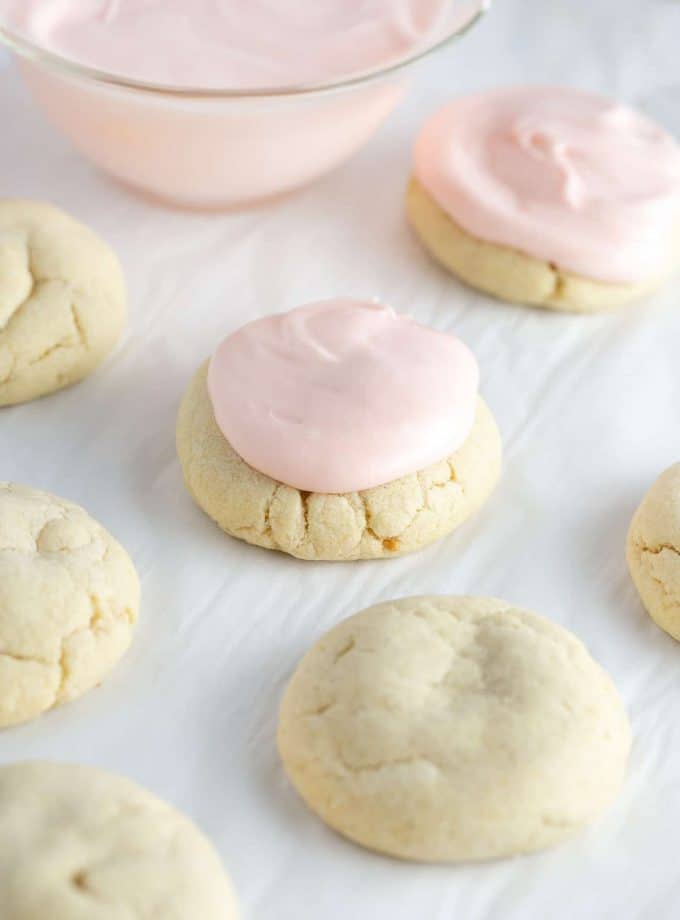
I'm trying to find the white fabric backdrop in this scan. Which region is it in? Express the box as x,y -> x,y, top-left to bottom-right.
1,1 -> 679,916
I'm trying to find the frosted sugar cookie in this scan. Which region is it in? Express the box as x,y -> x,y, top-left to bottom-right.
0,199 -> 126,406
407,87 -> 680,312
0,762 -> 239,918
627,463 -> 680,640
176,300 -> 501,561
278,595 -> 631,861
0,483 -> 139,727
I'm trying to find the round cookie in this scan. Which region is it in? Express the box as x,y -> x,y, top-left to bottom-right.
407,87 -> 680,313
627,463 -> 680,640
0,761 -> 239,919
0,199 -> 126,406
0,483 -> 139,727
278,596 -> 631,862
176,364 -> 501,561
407,177 -> 661,313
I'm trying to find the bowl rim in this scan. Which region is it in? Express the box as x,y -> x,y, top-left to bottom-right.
0,4 -> 486,99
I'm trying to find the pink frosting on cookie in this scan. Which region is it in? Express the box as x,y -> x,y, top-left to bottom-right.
413,87 -> 680,283
207,300 -> 479,493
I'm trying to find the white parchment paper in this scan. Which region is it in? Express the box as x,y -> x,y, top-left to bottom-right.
1,1 -> 679,916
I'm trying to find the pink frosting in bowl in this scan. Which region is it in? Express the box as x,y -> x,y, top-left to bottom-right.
1,0 -> 476,91
0,1 -> 485,208
413,86 -> 680,283
207,300 -> 479,494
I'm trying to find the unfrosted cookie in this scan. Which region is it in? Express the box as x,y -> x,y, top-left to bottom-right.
408,87 -> 680,312
0,199 -> 126,406
0,761 -> 239,919
0,483 -> 139,727
278,596 -> 631,861
176,364 -> 501,561
627,463 -> 680,640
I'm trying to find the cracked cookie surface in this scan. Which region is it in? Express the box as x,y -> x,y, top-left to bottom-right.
627,463 -> 680,640
406,178 -> 664,313
0,199 -> 126,406
176,364 -> 501,561
0,483 -> 139,727
0,762 -> 239,918
278,595 -> 631,861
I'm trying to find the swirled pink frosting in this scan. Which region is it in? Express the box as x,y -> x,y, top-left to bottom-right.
2,0 -> 463,90
207,300 -> 479,493
413,87 -> 680,283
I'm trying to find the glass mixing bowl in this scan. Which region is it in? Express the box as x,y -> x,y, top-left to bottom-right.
0,5 -> 485,209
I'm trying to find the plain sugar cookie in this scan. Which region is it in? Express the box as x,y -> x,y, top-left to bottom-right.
278,596 -> 631,862
176,364 -> 501,561
0,483 -> 139,727
0,199 -> 126,406
627,463 -> 680,639
0,762 -> 239,919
